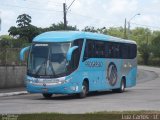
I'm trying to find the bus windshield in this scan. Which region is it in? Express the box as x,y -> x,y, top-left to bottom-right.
27,42 -> 71,78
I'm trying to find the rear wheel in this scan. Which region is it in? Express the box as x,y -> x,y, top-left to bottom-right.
42,93 -> 52,98
112,78 -> 125,93
79,81 -> 88,98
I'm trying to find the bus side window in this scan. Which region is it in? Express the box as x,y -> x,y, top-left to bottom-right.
70,49 -> 79,70
83,40 -> 94,61
106,42 -> 121,58
113,43 -> 121,58
120,43 -> 137,59
69,39 -> 83,71
95,41 -> 105,58
73,39 -> 83,53
105,42 -> 112,58
122,44 -> 129,59
130,44 -> 137,59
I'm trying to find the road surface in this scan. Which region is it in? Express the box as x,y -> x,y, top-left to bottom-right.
0,66 -> 159,114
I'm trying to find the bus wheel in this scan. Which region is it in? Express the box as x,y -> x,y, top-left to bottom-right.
112,79 -> 125,93
79,81 -> 88,98
42,93 -> 52,98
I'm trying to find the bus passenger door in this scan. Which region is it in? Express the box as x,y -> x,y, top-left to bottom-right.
82,40 -> 104,91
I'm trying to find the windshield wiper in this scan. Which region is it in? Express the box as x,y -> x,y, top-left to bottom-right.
35,60 -> 46,75
46,60 -> 56,76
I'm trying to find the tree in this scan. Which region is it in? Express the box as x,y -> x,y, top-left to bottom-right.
130,27 -> 151,44
151,34 -> 160,58
105,27 -> 124,38
8,14 -> 39,43
48,22 -> 78,31
129,27 -> 152,65
12,39 -> 29,48
16,14 -> 31,27
82,26 -> 98,33
138,43 -> 151,65
0,35 -> 13,48
8,24 -> 39,43
0,35 -> 28,48
97,27 -> 107,34
9,15 -> 78,43
8,26 -> 20,38
17,25 -> 40,43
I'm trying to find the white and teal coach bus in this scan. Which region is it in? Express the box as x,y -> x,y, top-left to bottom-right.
20,31 -> 137,98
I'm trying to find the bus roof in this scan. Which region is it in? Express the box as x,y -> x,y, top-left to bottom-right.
33,31 -> 136,44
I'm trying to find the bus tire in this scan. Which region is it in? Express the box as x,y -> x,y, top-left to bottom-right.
42,93 -> 52,98
79,81 -> 88,98
112,78 -> 125,93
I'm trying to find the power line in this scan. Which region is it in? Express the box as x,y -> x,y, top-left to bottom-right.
1,1 -> 131,30
67,11 -> 123,27
67,0 -> 76,11
26,1 -> 62,8
131,22 -> 160,30
23,0 -> 62,6
70,14 -> 160,30
1,1 -> 122,28
69,12 -> 103,21
46,0 -> 63,5
0,3 -> 63,13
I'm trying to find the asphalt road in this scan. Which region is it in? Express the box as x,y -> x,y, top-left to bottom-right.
0,66 -> 159,114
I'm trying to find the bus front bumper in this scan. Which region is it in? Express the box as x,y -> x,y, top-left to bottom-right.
26,82 -> 81,94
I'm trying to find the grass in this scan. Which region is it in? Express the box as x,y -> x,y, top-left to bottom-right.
0,111 -> 160,120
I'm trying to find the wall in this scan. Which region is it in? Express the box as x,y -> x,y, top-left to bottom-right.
0,66 -> 26,89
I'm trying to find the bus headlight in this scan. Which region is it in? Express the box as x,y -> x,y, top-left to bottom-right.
64,77 -> 72,83
55,77 -> 72,84
26,76 -> 37,84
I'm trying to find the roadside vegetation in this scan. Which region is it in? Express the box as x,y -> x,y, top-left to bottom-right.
0,13 -> 160,66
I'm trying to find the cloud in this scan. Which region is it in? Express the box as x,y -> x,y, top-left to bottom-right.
0,9 -> 17,34
67,0 -> 139,29
108,0 -> 138,15
0,0 -> 160,35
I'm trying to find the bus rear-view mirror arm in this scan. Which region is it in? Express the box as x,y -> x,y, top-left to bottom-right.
20,46 -> 30,61
66,46 -> 78,61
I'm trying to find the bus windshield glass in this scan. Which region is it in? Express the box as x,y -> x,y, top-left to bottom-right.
27,42 -> 71,77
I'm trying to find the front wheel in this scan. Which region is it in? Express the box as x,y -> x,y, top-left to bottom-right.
112,79 -> 125,93
79,81 -> 88,98
42,93 -> 52,99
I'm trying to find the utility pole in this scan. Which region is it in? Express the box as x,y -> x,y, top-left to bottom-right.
127,21 -> 130,39
124,18 -> 127,39
63,0 -> 76,30
0,11 -> 1,31
63,3 -> 67,30
127,13 -> 140,39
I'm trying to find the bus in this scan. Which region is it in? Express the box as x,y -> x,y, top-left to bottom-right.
20,31 -> 137,98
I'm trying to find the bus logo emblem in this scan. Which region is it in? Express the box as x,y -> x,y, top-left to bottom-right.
107,62 -> 117,86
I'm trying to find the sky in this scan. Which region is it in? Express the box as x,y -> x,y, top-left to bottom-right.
0,0 -> 160,35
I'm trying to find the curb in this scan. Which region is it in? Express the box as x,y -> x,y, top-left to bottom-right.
0,91 -> 28,97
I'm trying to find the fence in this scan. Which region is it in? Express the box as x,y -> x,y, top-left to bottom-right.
0,66 -> 26,88
0,48 -> 27,88
0,48 -> 27,66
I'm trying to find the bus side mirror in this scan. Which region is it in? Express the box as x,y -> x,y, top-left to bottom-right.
66,46 -> 78,61
20,46 -> 30,61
